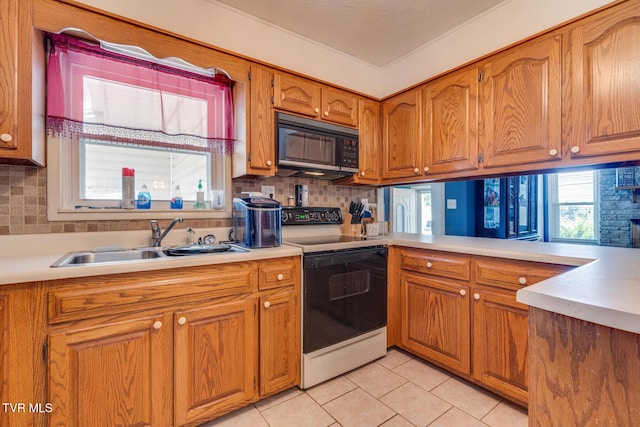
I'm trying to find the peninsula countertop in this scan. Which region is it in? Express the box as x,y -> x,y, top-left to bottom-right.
1,230 -> 638,334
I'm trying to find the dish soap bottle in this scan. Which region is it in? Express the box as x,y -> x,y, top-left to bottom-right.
195,179 -> 205,209
137,184 -> 151,209
170,185 -> 183,210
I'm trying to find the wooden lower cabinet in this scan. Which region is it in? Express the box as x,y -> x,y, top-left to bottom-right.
48,313 -> 173,427
472,285 -> 529,407
174,298 -> 258,426
259,288 -> 300,395
400,272 -> 470,376
42,257 -> 300,427
391,246 -> 572,406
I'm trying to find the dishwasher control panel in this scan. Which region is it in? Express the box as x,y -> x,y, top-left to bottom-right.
282,207 -> 343,225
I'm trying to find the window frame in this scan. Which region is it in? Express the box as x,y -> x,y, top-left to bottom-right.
546,170 -> 600,244
46,36 -> 234,221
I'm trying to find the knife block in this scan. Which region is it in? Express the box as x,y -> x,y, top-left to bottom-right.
343,213 -> 363,236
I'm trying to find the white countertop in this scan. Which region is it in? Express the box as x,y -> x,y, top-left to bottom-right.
1,230 -> 638,334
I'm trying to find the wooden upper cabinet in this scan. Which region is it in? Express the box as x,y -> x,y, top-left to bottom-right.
48,313 -> 173,427
565,1 -> 640,159
480,33 -> 562,168
321,86 -> 358,127
424,66 -> 480,175
273,72 -> 358,126
0,0 -> 45,166
382,88 -> 423,180
273,73 -> 321,118
354,98 -> 381,183
247,65 -> 276,175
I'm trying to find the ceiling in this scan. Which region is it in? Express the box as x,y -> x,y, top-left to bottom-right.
212,0 -> 507,67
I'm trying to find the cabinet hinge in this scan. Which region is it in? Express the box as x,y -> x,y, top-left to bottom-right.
248,71 -> 251,81
271,78 -> 274,87
247,152 -> 252,161
478,153 -> 484,163
271,95 -> 274,105
254,303 -> 257,316
253,376 -> 257,390
42,341 -> 48,362
478,71 -> 484,82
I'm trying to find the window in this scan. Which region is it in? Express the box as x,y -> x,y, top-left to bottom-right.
46,33 -> 233,219
547,170 -> 599,243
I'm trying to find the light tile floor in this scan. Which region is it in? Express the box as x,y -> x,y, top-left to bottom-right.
201,348 -> 528,427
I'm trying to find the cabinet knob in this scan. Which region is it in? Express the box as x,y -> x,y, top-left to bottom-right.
178,316 -> 187,325
459,289 -> 466,296
277,273 -> 284,281
549,148 -> 558,157
264,301 -> 271,308
424,167 -> 429,173
266,160 -> 273,166
314,107 -> 320,113
570,146 -> 580,154
414,168 -> 420,174
426,262 -> 433,268
153,320 -> 163,330
324,111 -> 329,117
473,293 -> 480,300
518,277 -> 527,285
360,171 -> 366,177
0,133 -> 12,143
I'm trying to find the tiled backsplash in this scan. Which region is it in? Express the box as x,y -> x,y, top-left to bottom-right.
0,164 -> 376,235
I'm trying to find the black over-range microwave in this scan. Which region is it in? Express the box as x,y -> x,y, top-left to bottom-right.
276,112 -> 359,180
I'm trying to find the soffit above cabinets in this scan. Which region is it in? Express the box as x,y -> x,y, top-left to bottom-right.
211,0 -> 506,67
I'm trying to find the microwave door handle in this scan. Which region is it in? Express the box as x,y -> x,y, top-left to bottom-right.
278,160 -> 341,171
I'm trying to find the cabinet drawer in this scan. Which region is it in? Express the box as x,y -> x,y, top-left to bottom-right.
400,249 -> 471,281
48,263 -> 258,324
259,257 -> 300,291
474,258 -> 573,291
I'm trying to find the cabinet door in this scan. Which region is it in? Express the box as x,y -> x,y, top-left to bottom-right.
354,98 -> 381,183
481,34 -> 562,168
400,272 -> 470,376
248,65 -> 276,174
0,293 -> 7,413
424,66 -> 479,175
472,286 -> 528,407
0,0 -> 45,165
273,73 -> 321,117
260,289 -> 300,395
48,313 -> 172,427
382,89 -> 423,180
174,298 -> 258,426
321,87 -> 358,126
565,1 -> 640,159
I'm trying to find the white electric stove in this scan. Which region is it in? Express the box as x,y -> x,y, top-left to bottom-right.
282,207 -> 388,389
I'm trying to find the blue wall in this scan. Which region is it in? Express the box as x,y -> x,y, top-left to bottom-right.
445,181 -> 476,236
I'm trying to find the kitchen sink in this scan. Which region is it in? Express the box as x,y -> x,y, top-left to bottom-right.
50,243 -> 249,267
51,247 -> 167,267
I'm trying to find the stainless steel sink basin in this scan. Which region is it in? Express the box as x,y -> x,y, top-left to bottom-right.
51,247 -> 167,267
50,243 -> 249,267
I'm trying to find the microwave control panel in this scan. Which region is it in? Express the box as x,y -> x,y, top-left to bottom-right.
338,139 -> 359,170
282,207 -> 343,225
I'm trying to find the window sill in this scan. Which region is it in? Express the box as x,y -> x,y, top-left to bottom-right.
49,208 -> 231,221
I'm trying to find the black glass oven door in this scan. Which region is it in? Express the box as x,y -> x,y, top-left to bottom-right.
303,246 -> 387,353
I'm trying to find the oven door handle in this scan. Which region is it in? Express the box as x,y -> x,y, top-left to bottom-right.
304,246 -> 387,268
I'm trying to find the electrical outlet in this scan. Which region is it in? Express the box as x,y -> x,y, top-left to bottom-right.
261,185 -> 276,198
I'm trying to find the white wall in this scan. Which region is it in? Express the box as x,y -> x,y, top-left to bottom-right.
77,0 -> 614,98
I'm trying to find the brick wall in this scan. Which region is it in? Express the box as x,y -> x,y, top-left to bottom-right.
599,167 -> 640,248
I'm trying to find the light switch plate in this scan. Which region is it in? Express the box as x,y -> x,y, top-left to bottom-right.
447,199 -> 457,209
261,185 -> 276,198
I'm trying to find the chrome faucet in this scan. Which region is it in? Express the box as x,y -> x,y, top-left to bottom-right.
150,218 -> 183,247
